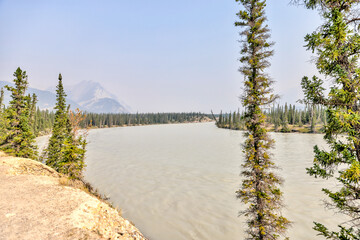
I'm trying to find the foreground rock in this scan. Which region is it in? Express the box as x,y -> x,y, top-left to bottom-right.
0,152 -> 147,240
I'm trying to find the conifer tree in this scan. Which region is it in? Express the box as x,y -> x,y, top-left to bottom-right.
0,88 -> 7,142
45,74 -> 68,170
233,111 -> 237,128
29,93 -> 37,133
63,108 -> 87,179
300,76 -> 324,133
235,1 -> 289,239
0,88 -> 4,110
297,0 -> 360,238
291,105 -> 296,125
1,68 -> 38,159
229,112 -> 232,129
44,74 -> 86,179
281,103 -> 290,132
219,111 -> 223,126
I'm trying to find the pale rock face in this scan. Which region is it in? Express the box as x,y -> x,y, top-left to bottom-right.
93,87 -> 114,101
66,81 -> 130,114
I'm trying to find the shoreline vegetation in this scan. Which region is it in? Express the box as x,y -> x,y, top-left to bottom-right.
217,122 -> 325,134
81,112 -> 213,129
215,103 -> 327,134
33,112 -> 214,136
34,105 -> 327,136
36,107 -> 326,136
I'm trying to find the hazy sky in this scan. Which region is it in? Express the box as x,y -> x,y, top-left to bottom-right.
0,0 -> 321,113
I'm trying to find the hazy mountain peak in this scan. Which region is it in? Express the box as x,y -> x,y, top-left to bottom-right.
0,80 -> 130,114
0,81 -> 81,111
67,81 -> 114,101
66,81 -> 129,113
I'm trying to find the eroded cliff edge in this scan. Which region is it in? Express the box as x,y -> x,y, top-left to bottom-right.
0,152 -> 147,240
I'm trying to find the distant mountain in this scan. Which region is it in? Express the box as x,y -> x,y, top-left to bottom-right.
0,81 -> 81,110
0,80 -> 130,113
66,81 -> 130,114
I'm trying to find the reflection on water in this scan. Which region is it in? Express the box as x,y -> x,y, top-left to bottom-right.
45,122 -> 343,239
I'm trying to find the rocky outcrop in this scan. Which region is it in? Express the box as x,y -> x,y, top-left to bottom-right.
0,153 -> 147,240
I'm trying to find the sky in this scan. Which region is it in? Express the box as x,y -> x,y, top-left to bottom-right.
0,0 -> 322,113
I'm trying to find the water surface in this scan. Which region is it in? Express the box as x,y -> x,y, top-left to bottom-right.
60,123 -> 344,239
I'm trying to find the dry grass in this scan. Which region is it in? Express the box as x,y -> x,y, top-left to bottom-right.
264,124 -> 324,134
58,176 -> 117,209
59,176 -> 86,190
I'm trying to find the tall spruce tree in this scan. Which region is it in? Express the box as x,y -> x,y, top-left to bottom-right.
297,0 -> 360,238
235,1 -> 289,239
300,76 -> 324,133
45,74 -> 86,179
1,67 -> 38,159
45,74 -> 68,170
281,103 -> 290,132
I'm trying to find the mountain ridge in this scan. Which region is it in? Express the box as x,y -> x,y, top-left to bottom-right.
0,81 -> 130,114
66,81 -> 130,113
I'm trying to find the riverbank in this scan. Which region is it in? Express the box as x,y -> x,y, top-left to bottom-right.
0,152 -> 147,240
34,117 -> 214,139
217,123 -> 324,134
87,117 -> 214,129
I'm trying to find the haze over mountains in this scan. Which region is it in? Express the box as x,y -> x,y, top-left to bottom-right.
66,81 -> 130,114
0,81 -> 130,114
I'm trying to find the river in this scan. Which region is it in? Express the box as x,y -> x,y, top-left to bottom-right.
37,122 -> 345,239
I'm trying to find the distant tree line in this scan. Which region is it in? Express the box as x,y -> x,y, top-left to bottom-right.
33,108 -> 55,135
217,103 -> 327,133
81,112 -> 211,128
31,109 -> 211,134
18,110 -> 210,134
